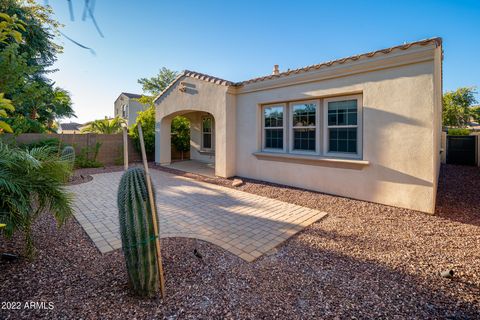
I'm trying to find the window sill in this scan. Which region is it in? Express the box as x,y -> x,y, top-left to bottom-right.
199,150 -> 215,155
252,152 -> 369,170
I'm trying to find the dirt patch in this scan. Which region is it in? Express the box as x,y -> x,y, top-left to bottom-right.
65,174 -> 93,186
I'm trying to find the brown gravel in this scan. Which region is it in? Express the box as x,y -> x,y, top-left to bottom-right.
0,164 -> 479,319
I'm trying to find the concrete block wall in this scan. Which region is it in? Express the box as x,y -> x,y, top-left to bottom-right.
3,133 -> 142,166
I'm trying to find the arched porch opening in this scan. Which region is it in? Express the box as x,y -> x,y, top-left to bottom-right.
157,110 -> 216,177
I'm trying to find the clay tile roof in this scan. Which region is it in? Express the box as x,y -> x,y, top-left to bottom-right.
60,122 -> 82,131
122,92 -> 143,99
237,37 -> 442,85
183,70 -> 234,86
154,38 -> 441,103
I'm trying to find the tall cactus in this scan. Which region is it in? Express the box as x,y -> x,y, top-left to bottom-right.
117,167 -> 159,297
60,145 -> 76,171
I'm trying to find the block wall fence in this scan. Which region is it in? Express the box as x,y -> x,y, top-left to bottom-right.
2,133 -> 142,166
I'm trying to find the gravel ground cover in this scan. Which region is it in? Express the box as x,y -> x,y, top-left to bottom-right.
0,164 -> 479,319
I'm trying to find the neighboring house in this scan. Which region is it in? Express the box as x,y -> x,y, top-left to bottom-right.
154,38 -> 443,214
114,92 -> 148,125
58,122 -> 82,134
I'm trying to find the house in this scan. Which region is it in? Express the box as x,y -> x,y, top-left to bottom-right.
58,122 -> 83,134
153,38 -> 443,214
114,92 -> 148,125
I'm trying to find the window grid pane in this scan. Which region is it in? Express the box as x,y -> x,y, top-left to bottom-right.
292,103 -> 316,127
328,128 -> 357,153
265,128 -> 283,149
328,100 -> 357,126
264,106 -> 284,128
293,128 -> 316,151
202,117 -> 212,133
203,133 -> 212,149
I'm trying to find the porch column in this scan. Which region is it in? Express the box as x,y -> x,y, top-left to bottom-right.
214,94 -> 236,178
155,117 -> 172,165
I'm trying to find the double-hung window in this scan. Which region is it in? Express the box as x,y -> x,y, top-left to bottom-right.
324,95 -> 362,158
290,101 -> 318,153
260,95 -> 362,159
263,104 -> 285,151
202,116 -> 213,150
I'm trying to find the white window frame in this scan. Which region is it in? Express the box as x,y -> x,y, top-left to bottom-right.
323,95 -> 363,159
122,104 -> 128,118
262,103 -> 287,153
201,115 -> 214,151
289,100 -> 321,155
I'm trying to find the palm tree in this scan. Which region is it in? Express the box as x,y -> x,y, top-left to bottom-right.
0,142 -> 74,259
81,116 -> 125,134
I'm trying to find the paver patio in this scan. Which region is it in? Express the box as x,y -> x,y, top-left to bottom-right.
67,168 -> 327,261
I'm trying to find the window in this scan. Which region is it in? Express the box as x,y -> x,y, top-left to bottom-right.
202,116 -> 213,150
291,101 -> 318,152
122,104 -> 127,118
263,105 -> 285,151
324,95 -> 362,157
260,95 -> 362,159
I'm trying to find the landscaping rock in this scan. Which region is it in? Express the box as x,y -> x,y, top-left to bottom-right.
232,178 -> 244,187
0,164 -> 478,319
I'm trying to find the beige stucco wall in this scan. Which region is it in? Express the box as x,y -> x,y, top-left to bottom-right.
235,50 -> 439,213
155,76 -> 236,177
154,43 -> 441,213
114,94 -> 148,125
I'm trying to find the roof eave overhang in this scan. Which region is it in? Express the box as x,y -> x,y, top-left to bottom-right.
233,43 -> 437,95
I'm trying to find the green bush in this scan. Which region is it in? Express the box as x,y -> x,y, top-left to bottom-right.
75,142 -> 103,168
171,116 -> 190,154
0,142 -> 73,259
129,107 -> 155,154
448,128 -> 471,136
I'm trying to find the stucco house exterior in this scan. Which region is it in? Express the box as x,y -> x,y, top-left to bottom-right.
154,38 -> 443,214
114,92 -> 148,125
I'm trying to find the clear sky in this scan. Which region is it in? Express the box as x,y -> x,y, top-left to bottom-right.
46,0 -> 480,123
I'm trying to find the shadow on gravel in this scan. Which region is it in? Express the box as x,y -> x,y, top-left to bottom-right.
435,164 -> 480,226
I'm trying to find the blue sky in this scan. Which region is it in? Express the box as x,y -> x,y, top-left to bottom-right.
46,0 -> 480,123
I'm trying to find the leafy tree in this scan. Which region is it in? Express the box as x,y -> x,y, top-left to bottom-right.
171,116 -> 190,159
442,87 -> 478,127
0,12 -> 25,133
129,107 -> 155,154
138,67 -> 179,96
471,105 -> 480,122
0,142 -> 73,259
0,93 -> 14,133
81,117 -> 126,134
0,1 -> 75,132
133,67 -> 182,157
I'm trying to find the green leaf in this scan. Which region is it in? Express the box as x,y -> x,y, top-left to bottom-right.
0,120 -> 13,133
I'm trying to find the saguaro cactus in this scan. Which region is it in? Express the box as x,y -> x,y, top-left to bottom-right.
60,145 -> 75,171
117,167 -> 159,297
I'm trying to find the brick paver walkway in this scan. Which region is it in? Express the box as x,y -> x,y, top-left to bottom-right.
67,169 -> 327,262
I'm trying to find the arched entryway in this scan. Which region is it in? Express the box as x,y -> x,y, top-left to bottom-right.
156,110 -> 217,177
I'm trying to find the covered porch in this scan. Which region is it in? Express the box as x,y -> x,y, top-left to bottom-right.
154,73 -> 236,178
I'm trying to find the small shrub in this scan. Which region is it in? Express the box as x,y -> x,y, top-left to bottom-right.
75,142 -> 103,168
448,128 -> 471,136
